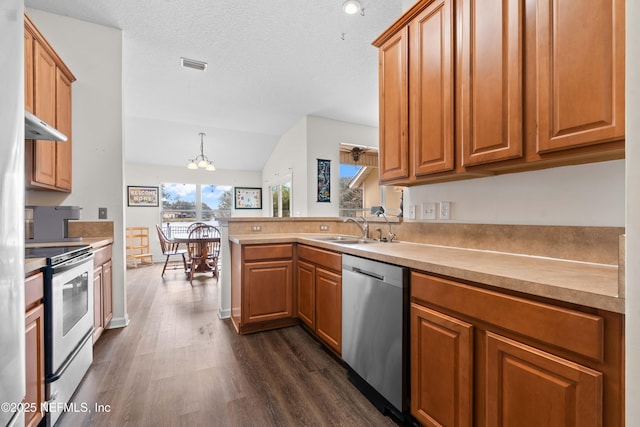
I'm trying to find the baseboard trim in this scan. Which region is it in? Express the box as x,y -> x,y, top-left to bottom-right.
218,308 -> 231,319
107,313 -> 130,329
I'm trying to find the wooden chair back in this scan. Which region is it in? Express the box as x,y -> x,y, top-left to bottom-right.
187,222 -> 207,235
156,224 -> 172,254
186,224 -> 219,258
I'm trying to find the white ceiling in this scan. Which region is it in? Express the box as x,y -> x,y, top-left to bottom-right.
25,0 -> 403,171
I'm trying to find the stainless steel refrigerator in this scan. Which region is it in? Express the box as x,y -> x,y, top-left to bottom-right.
0,0 -> 27,425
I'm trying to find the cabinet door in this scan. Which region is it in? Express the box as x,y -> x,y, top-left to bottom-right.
102,260 -> 113,327
24,304 -> 45,427
33,41 -> 57,186
55,69 -> 72,191
458,0 -> 523,166
296,260 -> 315,329
411,303 -> 473,427
378,27 -> 409,182
535,0 -> 624,153
93,266 -> 103,343
243,260 -> 293,324
409,0 -> 455,176
315,268 -> 342,354
485,331 -> 602,427
24,27 -> 34,113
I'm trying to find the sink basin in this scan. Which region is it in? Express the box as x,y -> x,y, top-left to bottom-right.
310,235 -> 377,244
330,238 -> 377,245
310,235 -> 355,241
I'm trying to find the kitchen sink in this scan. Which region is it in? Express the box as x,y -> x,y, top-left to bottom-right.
312,235 -> 357,241
310,235 -> 377,244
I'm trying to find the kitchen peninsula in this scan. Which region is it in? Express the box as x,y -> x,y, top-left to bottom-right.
225,217 -> 625,426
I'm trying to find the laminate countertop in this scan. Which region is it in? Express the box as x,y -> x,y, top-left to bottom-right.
229,233 -> 623,314
24,237 -> 114,275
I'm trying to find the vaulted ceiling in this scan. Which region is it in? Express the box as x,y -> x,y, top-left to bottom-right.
25,0 -> 403,171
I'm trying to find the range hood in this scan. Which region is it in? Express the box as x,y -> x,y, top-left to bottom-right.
25,109 -> 68,141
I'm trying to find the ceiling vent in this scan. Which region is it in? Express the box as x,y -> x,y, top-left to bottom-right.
180,57 -> 207,71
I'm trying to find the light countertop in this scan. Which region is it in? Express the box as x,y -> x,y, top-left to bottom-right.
229,233 -> 623,313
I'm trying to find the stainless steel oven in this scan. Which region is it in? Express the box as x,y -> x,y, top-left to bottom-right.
26,245 -> 94,426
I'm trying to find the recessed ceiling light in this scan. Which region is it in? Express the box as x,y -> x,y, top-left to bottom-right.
180,57 -> 207,71
342,0 -> 361,15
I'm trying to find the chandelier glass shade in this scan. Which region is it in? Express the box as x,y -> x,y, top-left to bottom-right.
187,132 -> 216,171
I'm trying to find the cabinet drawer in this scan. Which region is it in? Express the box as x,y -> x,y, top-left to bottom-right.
411,271 -> 604,361
244,244 -> 293,261
25,272 -> 44,308
94,244 -> 112,266
297,245 -> 341,272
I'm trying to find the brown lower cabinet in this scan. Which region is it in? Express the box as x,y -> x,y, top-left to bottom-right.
410,271 -> 624,426
93,245 -> 113,343
296,245 -> 342,355
231,242 -> 296,334
24,272 -> 45,427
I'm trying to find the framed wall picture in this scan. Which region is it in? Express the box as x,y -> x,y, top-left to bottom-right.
234,187 -> 262,209
127,186 -> 159,207
317,158 -> 331,202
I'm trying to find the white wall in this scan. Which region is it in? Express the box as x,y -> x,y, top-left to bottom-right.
626,0 -> 639,422
406,159 -> 625,226
306,116 -> 379,217
24,9 -> 128,327
261,117 -> 308,216
262,115 -> 379,217
125,162 -> 261,259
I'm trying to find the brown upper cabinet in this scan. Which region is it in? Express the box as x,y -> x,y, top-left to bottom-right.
24,14 -> 76,192
378,27 -> 410,181
373,0 -> 625,186
532,0 -> 625,154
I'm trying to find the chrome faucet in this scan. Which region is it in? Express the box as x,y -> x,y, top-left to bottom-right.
343,216 -> 369,239
372,206 -> 397,242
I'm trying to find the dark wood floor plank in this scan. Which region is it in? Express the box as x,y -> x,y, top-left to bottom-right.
56,263 -> 397,427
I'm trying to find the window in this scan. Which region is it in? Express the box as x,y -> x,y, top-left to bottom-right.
271,181 -> 291,217
339,144 -> 403,217
160,183 -> 232,231
339,164 -> 364,217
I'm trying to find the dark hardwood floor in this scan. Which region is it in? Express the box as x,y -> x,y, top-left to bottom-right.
58,264 -> 398,426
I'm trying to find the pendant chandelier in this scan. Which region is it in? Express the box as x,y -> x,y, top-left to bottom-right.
187,132 -> 216,171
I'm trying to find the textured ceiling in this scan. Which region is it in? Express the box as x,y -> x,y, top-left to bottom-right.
24,0 -> 403,171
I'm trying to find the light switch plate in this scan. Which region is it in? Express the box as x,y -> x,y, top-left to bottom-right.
98,207 -> 107,219
421,203 -> 436,220
439,201 -> 451,220
408,205 -> 416,220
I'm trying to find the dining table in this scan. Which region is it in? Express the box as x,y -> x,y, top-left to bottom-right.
167,233 -> 220,274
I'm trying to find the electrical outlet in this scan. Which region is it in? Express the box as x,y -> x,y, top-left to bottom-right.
408,205 -> 416,220
98,207 -> 107,219
439,201 -> 451,220
421,202 -> 436,220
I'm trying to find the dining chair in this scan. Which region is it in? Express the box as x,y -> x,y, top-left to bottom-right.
155,224 -> 187,277
187,222 -> 207,234
186,224 -> 221,284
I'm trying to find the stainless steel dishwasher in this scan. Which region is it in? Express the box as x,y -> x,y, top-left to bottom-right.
342,254 -> 408,421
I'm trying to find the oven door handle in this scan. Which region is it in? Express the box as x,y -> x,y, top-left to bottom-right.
52,251 -> 95,274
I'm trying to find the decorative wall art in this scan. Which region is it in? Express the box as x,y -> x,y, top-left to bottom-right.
127,186 -> 159,207
317,159 -> 331,202
234,187 -> 262,209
